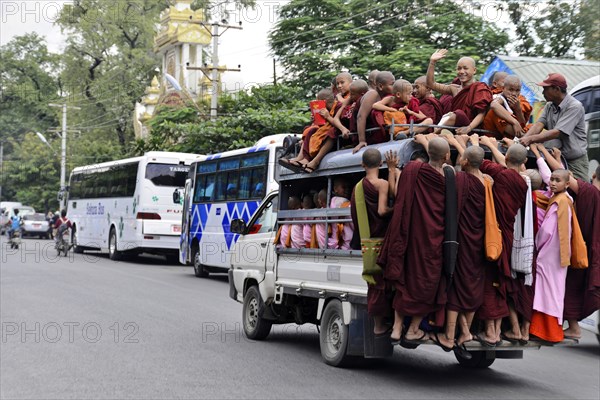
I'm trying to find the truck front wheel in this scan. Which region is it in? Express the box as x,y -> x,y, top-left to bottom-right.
242,285 -> 272,340
320,299 -> 354,367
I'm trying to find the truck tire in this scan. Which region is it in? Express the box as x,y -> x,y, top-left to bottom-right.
320,299 -> 354,367
242,285 -> 272,340
192,245 -> 209,278
455,350 -> 495,368
108,227 -> 122,261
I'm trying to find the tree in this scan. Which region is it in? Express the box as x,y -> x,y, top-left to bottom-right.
269,0 -> 510,92
134,84 -> 311,155
503,0 -> 598,59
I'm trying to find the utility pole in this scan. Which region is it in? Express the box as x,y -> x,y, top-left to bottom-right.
0,140 -> 3,203
187,20 -> 242,121
49,103 -> 80,210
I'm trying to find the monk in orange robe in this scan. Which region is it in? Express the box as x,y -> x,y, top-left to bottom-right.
488,71 -> 508,95
483,75 -> 532,139
427,49 -> 492,135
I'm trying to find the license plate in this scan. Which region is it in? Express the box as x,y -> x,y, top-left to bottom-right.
33,224 -> 41,228
172,225 -> 181,233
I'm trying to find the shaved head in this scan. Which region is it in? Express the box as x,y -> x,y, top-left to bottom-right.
506,143 -> 528,166
504,75 -> 521,87
376,71 -> 395,85
552,169 -> 570,182
368,70 -> 379,87
464,146 -> 485,169
362,148 -> 382,168
428,137 -> 450,163
458,57 -> 476,69
317,88 -> 334,101
489,71 -> 508,86
350,79 -> 369,94
415,75 -> 427,85
288,196 -> 301,210
524,169 -> 542,190
595,165 -> 600,179
336,72 -> 352,82
393,79 -> 412,93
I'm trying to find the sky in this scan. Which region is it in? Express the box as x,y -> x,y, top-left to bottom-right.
0,0 -> 285,91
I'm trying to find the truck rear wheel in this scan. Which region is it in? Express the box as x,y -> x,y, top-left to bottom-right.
320,300 -> 354,367
242,285 -> 271,340
455,350 -> 496,368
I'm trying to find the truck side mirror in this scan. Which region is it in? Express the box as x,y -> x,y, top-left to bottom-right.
173,189 -> 181,204
230,218 -> 247,234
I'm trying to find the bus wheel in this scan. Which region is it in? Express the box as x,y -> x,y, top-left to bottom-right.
72,226 -> 83,254
108,228 -> 122,261
192,245 -> 208,278
242,285 -> 271,340
455,350 -> 496,368
320,299 -> 353,367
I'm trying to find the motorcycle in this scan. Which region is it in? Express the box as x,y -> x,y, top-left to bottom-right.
55,226 -> 71,257
8,229 -> 21,249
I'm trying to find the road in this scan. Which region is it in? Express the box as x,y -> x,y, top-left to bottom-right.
1,238 -> 599,399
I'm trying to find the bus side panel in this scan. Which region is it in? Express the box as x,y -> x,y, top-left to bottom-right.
192,201 -> 261,270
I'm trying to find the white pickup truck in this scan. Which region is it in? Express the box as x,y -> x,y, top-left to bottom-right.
229,139 -> 579,368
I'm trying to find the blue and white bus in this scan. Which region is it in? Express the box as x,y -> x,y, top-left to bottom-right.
179,134 -> 295,277
68,151 -> 203,261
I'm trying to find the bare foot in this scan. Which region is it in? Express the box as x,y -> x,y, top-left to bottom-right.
562,328 -> 581,339
456,332 -> 473,347
503,331 -> 522,341
404,328 -> 426,341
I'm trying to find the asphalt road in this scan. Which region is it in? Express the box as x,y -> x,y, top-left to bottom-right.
1,238 -> 599,399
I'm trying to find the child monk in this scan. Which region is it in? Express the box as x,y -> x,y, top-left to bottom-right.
372,79 -> 432,137
311,189 -> 329,249
328,177 -> 353,250
412,76 -> 443,126
274,196 -> 302,248
350,148 -> 394,335
530,170 -> 587,343
488,71 -> 508,95
302,194 -> 316,248
483,75 -> 532,139
426,49 -> 492,135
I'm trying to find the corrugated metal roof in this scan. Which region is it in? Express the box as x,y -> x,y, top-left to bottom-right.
481,55 -> 600,103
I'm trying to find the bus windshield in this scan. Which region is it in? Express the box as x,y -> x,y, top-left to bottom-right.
145,164 -> 190,187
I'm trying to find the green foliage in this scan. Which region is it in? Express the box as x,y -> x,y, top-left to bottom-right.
137,84 -> 311,155
504,0 -> 598,59
269,0 -> 510,92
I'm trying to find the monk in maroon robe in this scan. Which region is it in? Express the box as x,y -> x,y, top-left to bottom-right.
350,148 -> 393,335
563,168 -> 600,339
478,139 -> 529,345
412,76 -> 444,133
378,137 -> 449,345
427,49 -> 492,134
435,146 -> 486,350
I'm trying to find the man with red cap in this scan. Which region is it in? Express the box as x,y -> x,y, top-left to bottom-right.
520,73 -> 588,180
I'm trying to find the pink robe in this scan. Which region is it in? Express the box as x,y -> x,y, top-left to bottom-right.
534,202 -> 571,324
290,223 -> 304,249
328,196 -> 353,250
277,225 -> 290,249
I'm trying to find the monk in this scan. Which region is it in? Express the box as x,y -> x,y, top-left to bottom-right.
372,79 -> 433,137
427,49 -> 493,135
311,189 -> 329,249
353,71 -> 395,153
530,169 -> 584,342
412,76 -> 443,126
350,148 -> 393,335
378,137 -> 449,346
488,71 -> 508,94
328,177 -> 353,250
367,70 -> 379,90
274,195 -> 302,248
563,165 -> 600,340
483,75 -> 532,139
285,88 -> 335,171
477,138 -> 529,345
332,79 -> 370,142
434,140 -> 486,354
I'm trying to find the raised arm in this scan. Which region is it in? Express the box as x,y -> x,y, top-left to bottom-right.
385,150 -> 400,198
426,49 -> 455,96
479,135 -> 506,167
376,180 -> 393,217
537,145 -> 564,171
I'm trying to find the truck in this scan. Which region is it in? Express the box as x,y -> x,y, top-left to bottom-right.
229,138 -> 577,367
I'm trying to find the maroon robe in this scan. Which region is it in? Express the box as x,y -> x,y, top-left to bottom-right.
419,97 -> 443,125
450,82 -> 493,127
479,160 -> 529,319
564,180 -> 600,320
351,178 -> 391,316
378,161 -> 446,316
440,77 -> 461,115
447,172 -> 486,312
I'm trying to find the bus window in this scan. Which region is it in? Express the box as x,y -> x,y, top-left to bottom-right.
146,163 -> 190,187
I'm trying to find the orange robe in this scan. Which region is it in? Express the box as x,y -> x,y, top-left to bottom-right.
483,95 -> 532,139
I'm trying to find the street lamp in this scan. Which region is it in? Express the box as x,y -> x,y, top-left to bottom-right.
164,73 -> 203,114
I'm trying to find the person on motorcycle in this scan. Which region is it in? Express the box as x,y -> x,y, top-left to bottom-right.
6,209 -> 23,241
54,210 -> 72,246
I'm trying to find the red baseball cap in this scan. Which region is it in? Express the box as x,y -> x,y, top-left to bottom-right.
537,73 -> 568,89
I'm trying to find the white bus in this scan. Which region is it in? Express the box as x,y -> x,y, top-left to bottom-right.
68,151 -> 204,261
179,134 -> 296,277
